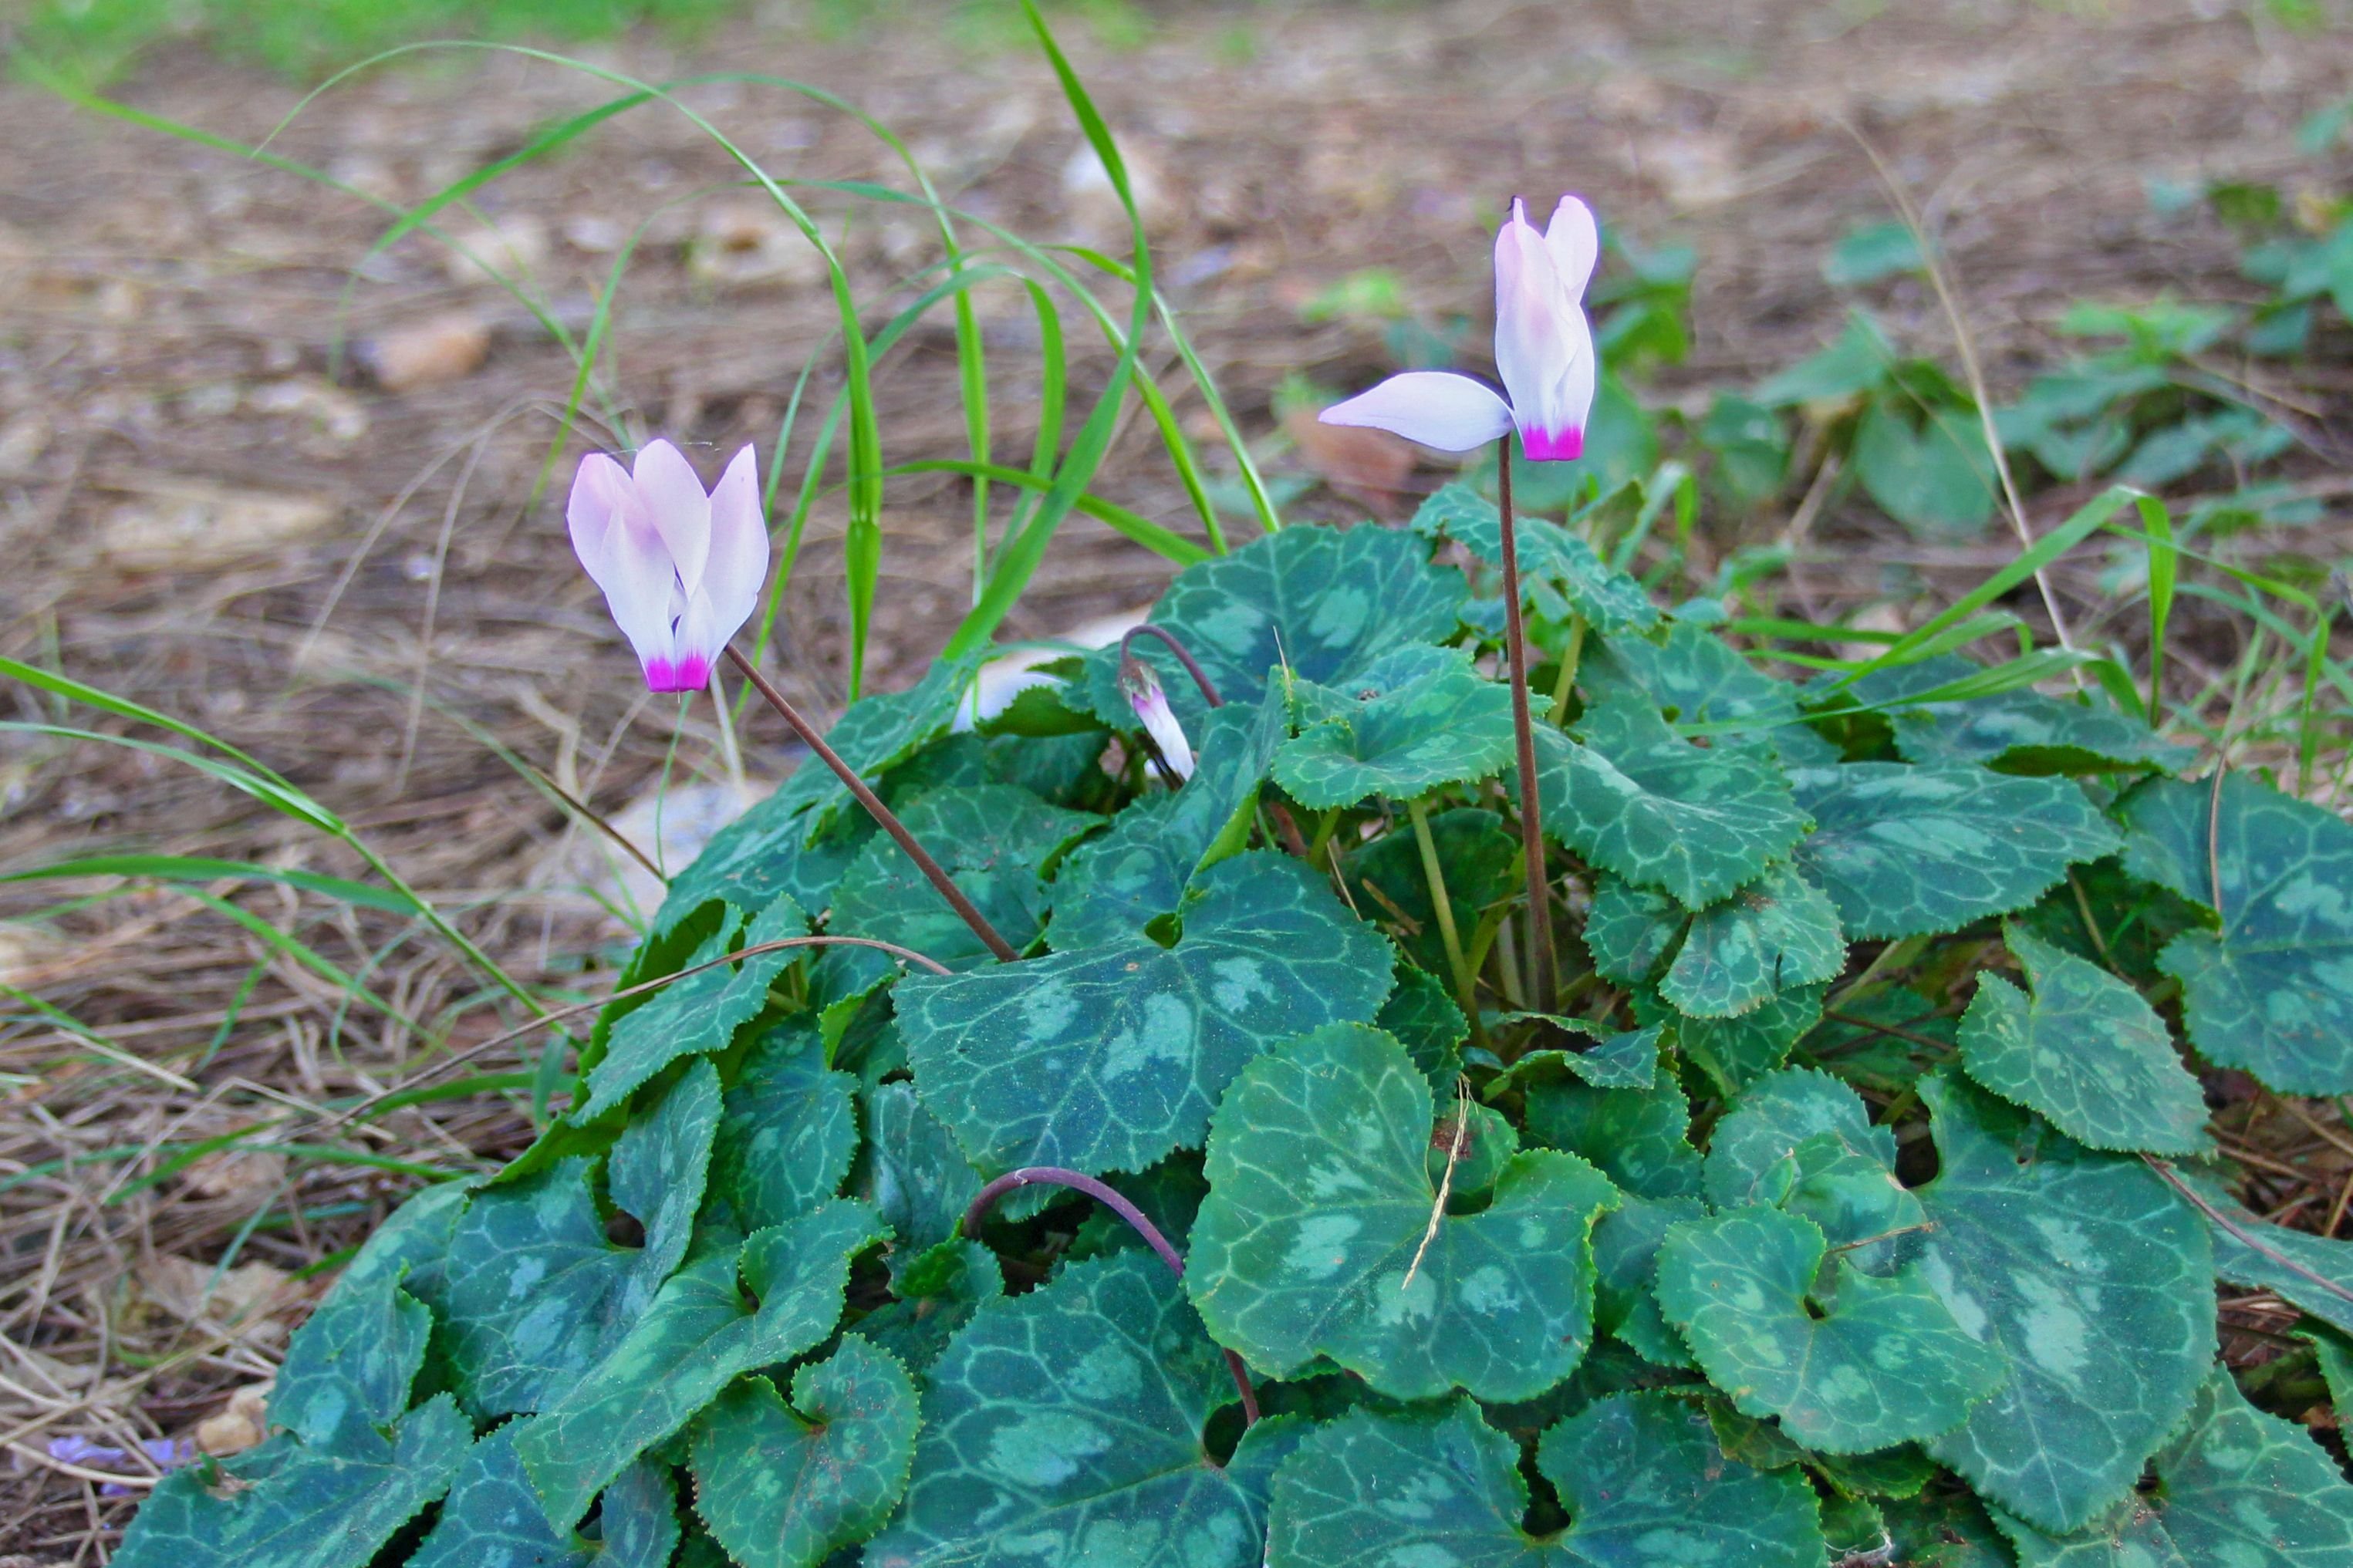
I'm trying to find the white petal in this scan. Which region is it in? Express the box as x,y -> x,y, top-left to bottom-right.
1493,199 -> 1578,424
570,451 -> 680,679
1517,308 -> 1597,463
565,452 -> 631,585
1319,372 -> 1514,453
1133,686 -> 1195,780
630,439 -> 712,597
1543,195 -> 1599,302
700,444 -> 769,650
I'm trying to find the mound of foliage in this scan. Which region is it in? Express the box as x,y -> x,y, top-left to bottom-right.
118,491 -> 2353,1568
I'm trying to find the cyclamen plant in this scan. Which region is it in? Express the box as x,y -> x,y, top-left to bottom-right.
117,238 -> 2353,1568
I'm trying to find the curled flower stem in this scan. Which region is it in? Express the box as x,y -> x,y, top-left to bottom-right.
727,646 -> 1018,962
1495,440 -> 1558,1013
1123,624 -> 1224,708
963,1165 -> 1260,1427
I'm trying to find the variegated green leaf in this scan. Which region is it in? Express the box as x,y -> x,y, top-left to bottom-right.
1408,483 -> 1662,634
1272,645 -> 1521,808
410,1425 -> 676,1568
1661,865 -> 1847,1018
712,1018 -> 858,1232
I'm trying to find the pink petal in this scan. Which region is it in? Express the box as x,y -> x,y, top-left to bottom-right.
666,586 -> 725,693
1493,197 -> 1578,427
1319,371 -> 1514,453
630,440 -> 713,598
570,452 -> 682,683
1130,683 -> 1195,780
699,444 -> 769,652
1543,195 -> 1599,302
1517,308 -> 1597,464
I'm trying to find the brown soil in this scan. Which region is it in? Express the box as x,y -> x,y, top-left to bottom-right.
1,0 -> 2347,1554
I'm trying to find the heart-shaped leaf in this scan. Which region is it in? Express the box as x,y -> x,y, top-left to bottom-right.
1790,764 -> 2119,939
2120,772 -> 2353,1094
1264,1393 -> 1824,1568
1915,1074 -> 2213,1533
576,898 -> 805,1123
690,1337 -> 919,1568
899,850 -> 1392,1176
515,1199 -> 886,1532
1662,865 -> 1847,1018
115,1269 -> 473,1568
1644,982 -> 1823,1095
2181,1171 -> 2353,1337
819,783 -> 1099,990
1273,645 -> 1521,808
1703,1067 -> 1923,1273
1585,619 -> 1803,727
866,1250 -> 1301,1568
1656,1206 -> 2003,1453
1987,1367 -> 2353,1566
1190,1023 -> 1618,1401
855,1237 -> 1002,1376
655,652 -> 984,932
1852,656 -> 2191,774
410,1427 -> 676,1568
445,1061 -> 721,1417
713,1019 -> 858,1232
1582,877 -> 1683,983
1535,693 -> 1810,908
1409,482 -> 1662,634
855,1080 -> 987,1262
1851,400 -> 1997,540
1081,521 -> 1468,733
1957,926 -> 2209,1155
1591,1194 -> 1704,1367
1521,1051 -> 1703,1202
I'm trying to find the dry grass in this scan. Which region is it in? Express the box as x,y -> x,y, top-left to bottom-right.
2,0 -> 2349,1555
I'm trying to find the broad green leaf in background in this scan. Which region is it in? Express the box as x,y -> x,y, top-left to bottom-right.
1989,1368 -> 2353,1566
1914,1075 -> 2213,1533
1852,656 -> 2191,774
1345,806 -> 1520,979
856,1080 -> 987,1261
1881,1489 -> 2014,1568
2119,772 -> 2353,1094
819,782 -> 1099,993
1264,1394 -> 1823,1568
1493,1018 -> 1665,1091
656,652 -> 985,932
855,1237 -> 1002,1376
1521,1053 -> 1704,1202
410,1427 -> 677,1568
1049,683 -> 1289,949
1190,1023 -> 1619,1401
574,897 -> 805,1122
114,1270 -> 471,1568
866,1251 -> 1301,1568
1656,1207 -> 2002,1453
1590,1194 -> 1704,1367
1083,521 -> 1468,733
1408,484 -> 1661,635
1645,983 -> 1824,1095
1580,877 -> 1684,985
1790,764 -> 2120,939
1273,644 -> 1520,808
1852,400 -> 1998,541
1534,693 -> 1810,908
691,1337 -> 920,1568
1583,619 -> 1804,727
446,1062 -> 721,1417
1702,1067 -> 1923,1274
1661,865 -> 1848,1018
899,851 -> 1391,1176
516,1199 -> 886,1532
2187,1171 -> 2353,1337
1825,221 -> 1927,286
1956,926 -> 2209,1155
1754,311 -> 1899,408
712,1019 -> 859,1232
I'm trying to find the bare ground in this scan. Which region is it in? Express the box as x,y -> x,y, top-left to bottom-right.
2,0 -> 2348,1555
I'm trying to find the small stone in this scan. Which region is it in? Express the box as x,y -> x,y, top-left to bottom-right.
99,479 -> 340,571
359,312 -> 492,392
193,1384 -> 271,1458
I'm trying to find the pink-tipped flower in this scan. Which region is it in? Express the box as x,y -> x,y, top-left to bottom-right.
1120,656 -> 1194,781
1320,194 -> 1598,462
568,440 -> 768,693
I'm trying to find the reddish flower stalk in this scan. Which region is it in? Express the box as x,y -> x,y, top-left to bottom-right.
963,1165 -> 1260,1428
726,647 -> 1018,963
1495,443 -> 1557,1013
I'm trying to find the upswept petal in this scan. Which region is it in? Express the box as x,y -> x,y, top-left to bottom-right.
1543,194 -> 1600,302
1131,683 -> 1195,780
700,444 -> 769,647
1318,370 -> 1514,453
570,453 -> 681,681
630,439 -> 714,598
565,453 -> 633,585
1517,305 -> 1596,464
1492,197 -> 1578,424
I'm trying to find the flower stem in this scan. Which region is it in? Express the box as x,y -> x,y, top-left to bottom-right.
1548,612 -> 1588,726
1495,439 -> 1557,1013
725,646 -> 1018,963
964,1165 -> 1259,1425
1407,796 -> 1487,1054
1123,624 -> 1224,708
